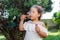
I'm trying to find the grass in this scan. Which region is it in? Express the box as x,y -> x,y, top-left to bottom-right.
0,33 -> 6,40
0,35 -> 6,40
43,35 -> 60,40
0,30 -> 60,40
43,30 -> 60,40
1,35 -> 60,40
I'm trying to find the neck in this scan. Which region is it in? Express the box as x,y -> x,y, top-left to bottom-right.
31,19 -> 39,23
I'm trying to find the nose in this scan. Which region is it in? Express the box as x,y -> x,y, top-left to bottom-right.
29,12 -> 33,15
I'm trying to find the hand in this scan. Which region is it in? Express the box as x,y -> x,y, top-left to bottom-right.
35,24 -> 40,33
20,14 -> 27,21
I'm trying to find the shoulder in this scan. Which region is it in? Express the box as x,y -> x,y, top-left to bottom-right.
40,21 -> 46,27
41,21 -> 45,24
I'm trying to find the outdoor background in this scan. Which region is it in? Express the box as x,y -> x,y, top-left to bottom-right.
0,0 -> 60,40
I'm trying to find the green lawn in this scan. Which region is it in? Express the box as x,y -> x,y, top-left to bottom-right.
0,35 -> 6,40
43,35 -> 60,40
0,35 -> 60,40
0,30 -> 60,40
43,30 -> 60,40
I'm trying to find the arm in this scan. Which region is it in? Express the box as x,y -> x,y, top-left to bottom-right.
19,14 -> 27,31
19,20 -> 24,31
36,29 -> 47,38
35,22 -> 48,38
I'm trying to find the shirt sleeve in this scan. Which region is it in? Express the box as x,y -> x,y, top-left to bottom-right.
38,25 -> 48,36
41,27 -> 48,36
23,22 -> 28,31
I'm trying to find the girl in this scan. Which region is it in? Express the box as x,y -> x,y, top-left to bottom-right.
19,5 -> 48,40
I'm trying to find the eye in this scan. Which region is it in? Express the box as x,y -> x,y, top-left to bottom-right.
30,11 -> 35,14
32,11 -> 35,13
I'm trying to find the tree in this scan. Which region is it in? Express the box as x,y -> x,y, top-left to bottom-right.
0,0 -> 52,40
52,11 -> 60,29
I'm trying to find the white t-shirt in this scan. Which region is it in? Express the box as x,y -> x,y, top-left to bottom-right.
23,20 -> 48,40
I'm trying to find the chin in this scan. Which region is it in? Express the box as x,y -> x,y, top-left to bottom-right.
30,18 -> 35,21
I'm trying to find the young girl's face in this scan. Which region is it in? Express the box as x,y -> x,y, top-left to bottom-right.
29,8 -> 40,20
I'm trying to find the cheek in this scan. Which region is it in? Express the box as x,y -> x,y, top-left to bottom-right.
30,15 -> 38,19
29,14 -> 35,19
29,12 -> 38,19
34,13 -> 39,18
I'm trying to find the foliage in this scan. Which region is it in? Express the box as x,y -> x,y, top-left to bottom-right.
24,0 -> 52,12
52,12 -> 60,25
52,11 -> 60,29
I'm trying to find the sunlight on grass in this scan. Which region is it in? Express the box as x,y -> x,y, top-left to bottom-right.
0,30 -> 60,40
0,36 -> 5,39
44,30 -> 60,40
0,35 -> 6,40
48,30 -> 60,35
48,32 -> 60,35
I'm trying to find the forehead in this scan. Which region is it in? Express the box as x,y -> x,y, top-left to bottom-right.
30,7 -> 38,11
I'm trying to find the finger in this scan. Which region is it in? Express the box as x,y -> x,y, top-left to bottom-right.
21,15 -> 26,18
35,26 -> 38,29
